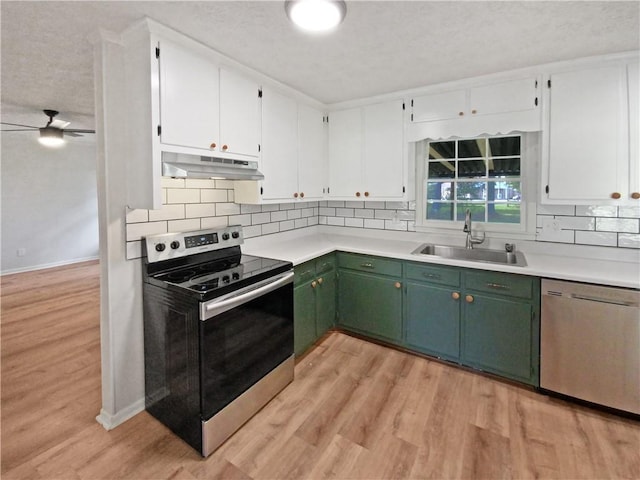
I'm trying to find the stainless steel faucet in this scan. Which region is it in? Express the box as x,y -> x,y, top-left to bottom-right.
463,209 -> 485,249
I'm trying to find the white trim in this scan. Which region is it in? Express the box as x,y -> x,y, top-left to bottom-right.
95,399 -> 145,431
0,256 -> 99,276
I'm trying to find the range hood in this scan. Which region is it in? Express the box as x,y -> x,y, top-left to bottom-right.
162,152 -> 264,180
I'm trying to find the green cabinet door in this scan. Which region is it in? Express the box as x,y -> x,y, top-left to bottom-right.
294,280 -> 317,356
405,281 -> 461,361
462,294 -> 534,383
316,273 -> 336,337
338,270 -> 402,342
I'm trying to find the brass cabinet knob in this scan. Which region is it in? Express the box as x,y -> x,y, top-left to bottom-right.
452,292 -> 460,300
631,192 -> 640,199
356,192 -> 361,197
465,294 -> 474,303
317,277 -> 324,285
294,192 -> 299,198
222,144 -> 229,151
364,191 -> 370,197
458,112 -> 464,116
471,109 -> 477,114
394,282 -> 402,289
611,192 -> 622,199
300,192 -> 305,198
210,142 -> 217,149
311,281 -> 317,289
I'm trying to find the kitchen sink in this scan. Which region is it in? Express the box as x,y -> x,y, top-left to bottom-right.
411,243 -> 527,267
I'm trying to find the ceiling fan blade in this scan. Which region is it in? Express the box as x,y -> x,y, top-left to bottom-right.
50,119 -> 70,129
64,131 -> 82,137
0,121 -> 38,129
66,129 -> 96,134
1,128 -> 38,131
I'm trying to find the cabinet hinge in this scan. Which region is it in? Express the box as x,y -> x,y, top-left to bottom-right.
403,186 -> 406,193
157,125 -> 161,136
411,99 -> 414,107
402,102 -> 405,110
547,79 -> 551,88
535,79 -> 538,88
325,115 -> 329,124
323,187 -> 326,194
545,185 -> 549,194
260,187 -> 264,195
410,113 -> 414,121
258,144 -> 261,153
155,47 -> 160,59
327,187 -> 330,194
258,88 -> 262,98
535,97 -> 538,107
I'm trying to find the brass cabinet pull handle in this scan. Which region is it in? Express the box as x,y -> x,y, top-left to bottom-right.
361,262 -> 374,269
311,281 -> 317,289
465,295 -> 474,303
611,192 -> 622,199
631,192 -> 640,199
452,291 -> 460,300
222,144 -> 229,151
317,277 -> 324,285
486,282 -> 509,290
210,142 -> 217,149
394,282 -> 402,289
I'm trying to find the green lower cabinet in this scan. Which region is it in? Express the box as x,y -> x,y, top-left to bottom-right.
316,273 -> 336,337
462,294 -> 534,382
405,281 -> 460,361
338,270 -> 403,342
294,279 -> 319,356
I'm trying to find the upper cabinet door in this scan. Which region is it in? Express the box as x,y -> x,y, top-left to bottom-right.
469,77 -> 537,116
298,104 -> 326,200
159,40 -> 219,150
412,89 -> 467,122
219,68 -> 260,158
261,87 -> 299,200
546,64 -> 626,202
363,100 -> 405,198
328,107 -> 363,198
628,61 -> 639,200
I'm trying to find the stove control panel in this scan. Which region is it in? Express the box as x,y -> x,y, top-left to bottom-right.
144,226 -> 243,263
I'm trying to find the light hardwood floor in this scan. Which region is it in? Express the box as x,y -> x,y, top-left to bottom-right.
2,261 -> 639,479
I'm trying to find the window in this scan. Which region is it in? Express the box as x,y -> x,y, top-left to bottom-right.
416,133 -> 535,236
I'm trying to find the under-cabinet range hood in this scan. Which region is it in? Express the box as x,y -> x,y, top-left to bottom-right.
162,152 -> 264,180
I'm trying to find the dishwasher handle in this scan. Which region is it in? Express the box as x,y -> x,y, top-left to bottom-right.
570,293 -> 635,307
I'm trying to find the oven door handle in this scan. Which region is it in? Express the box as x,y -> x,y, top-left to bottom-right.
201,270 -> 294,320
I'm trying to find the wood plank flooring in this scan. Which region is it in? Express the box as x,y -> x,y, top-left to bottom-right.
2,261 -> 639,479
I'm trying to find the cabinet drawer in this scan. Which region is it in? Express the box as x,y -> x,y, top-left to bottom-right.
465,271 -> 534,299
315,255 -> 336,275
294,262 -> 316,286
405,263 -> 460,287
338,252 -> 402,277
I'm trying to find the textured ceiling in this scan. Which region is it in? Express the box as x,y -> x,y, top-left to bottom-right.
1,0 -> 639,121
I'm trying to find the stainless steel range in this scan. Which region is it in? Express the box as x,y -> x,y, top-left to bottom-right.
142,225 -> 294,456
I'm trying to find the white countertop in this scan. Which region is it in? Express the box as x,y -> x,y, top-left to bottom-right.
243,226 -> 640,289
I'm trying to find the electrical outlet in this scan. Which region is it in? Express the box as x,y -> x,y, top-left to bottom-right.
17,248 -> 26,257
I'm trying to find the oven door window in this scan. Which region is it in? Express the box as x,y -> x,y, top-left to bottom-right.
199,283 -> 293,419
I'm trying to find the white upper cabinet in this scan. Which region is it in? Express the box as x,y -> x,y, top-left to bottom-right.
411,89 -> 467,122
159,40 -> 220,150
297,103 -> 326,200
328,99 -> 406,200
542,55 -> 639,204
219,68 -> 260,158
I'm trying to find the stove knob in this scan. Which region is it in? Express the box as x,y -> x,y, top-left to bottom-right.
155,243 -> 166,252
231,231 -> 240,239
222,233 -> 230,241
232,272 -> 240,280
222,275 -> 230,284
170,241 -> 180,250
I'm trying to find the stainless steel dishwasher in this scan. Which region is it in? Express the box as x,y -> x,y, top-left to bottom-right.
541,279 -> 640,415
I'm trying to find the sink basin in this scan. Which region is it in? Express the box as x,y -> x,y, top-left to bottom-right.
412,243 -> 527,267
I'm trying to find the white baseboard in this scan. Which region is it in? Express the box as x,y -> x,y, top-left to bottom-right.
1,255 -> 99,276
95,398 -> 145,431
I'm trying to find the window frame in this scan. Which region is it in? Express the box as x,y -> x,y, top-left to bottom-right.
414,132 -> 539,240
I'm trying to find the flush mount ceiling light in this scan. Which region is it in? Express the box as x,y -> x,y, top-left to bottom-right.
285,0 -> 347,32
38,126 -> 65,147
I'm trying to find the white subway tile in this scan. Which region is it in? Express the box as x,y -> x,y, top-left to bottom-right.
227,190 -> 235,202
318,216 -> 328,225
364,219 -> 385,229
126,241 -> 142,260
407,221 -> 416,232
308,216 -> 319,226
270,211 -> 288,222
385,220 -> 408,231
126,208 -> 149,224
575,231 -> 618,247
536,215 -> 553,228
261,204 -> 280,212
618,233 -> 640,248
252,212 -> 271,225
295,218 -> 309,228
345,201 -> 364,208
375,209 -> 395,220
228,214 -> 252,226
241,204 -> 262,214
149,204 -> 186,222
364,201 -> 385,209
126,221 -> 167,241
354,209 -> 375,219
386,201 -> 408,209
327,217 -> 345,226
201,216 -> 228,229
327,201 -> 345,208
318,201 -> 328,207
408,201 -> 417,210
596,218 -> 639,233
279,203 -> 296,210
243,225 -> 262,238
300,208 -> 315,217
397,210 -> 416,221
319,207 -> 336,216
161,188 -> 167,204
558,216 -> 595,231
306,201 -> 319,208
215,179 -> 235,189
185,178 -> 215,189
201,189 -> 228,203
345,217 -> 364,228
168,219 -> 200,232
535,228 -> 575,244
261,223 -> 280,235
185,203 -> 216,218
576,205 -> 618,217
618,206 -> 640,218
216,203 -> 241,216
295,202 -> 308,209
161,177 -> 185,188
167,188 -> 200,204
336,208 -> 355,217
537,204 -> 575,216
280,220 -> 295,231
287,209 -> 302,220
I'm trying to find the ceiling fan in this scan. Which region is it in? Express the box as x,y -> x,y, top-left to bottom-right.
1,109 -> 95,147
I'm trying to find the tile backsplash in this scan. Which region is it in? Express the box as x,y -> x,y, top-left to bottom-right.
125,178 -> 640,259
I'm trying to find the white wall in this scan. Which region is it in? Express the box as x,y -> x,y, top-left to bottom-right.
1,104 -> 99,274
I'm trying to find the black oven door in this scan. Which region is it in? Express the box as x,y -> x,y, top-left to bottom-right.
199,271 -> 294,420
